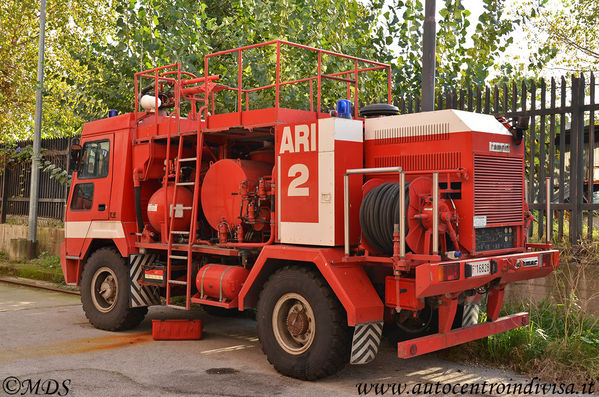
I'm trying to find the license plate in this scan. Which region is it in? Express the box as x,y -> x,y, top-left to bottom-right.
520,257 -> 539,268
468,260 -> 491,277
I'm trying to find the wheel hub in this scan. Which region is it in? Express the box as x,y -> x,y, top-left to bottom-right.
272,293 -> 315,355
99,276 -> 116,303
286,303 -> 309,337
91,267 -> 119,313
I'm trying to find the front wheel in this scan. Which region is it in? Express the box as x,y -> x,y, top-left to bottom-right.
80,247 -> 147,331
256,266 -> 351,380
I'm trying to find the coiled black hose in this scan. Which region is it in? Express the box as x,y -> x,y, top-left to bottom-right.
359,182 -> 409,255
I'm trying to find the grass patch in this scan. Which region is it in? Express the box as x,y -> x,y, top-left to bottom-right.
30,251 -> 62,270
444,241 -> 599,384
0,251 -> 65,284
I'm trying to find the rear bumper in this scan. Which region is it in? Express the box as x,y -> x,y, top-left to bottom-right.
413,249 -> 559,298
397,312 -> 529,358
388,248 -> 557,358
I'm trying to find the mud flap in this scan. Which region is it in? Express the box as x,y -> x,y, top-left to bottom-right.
129,254 -> 161,308
350,321 -> 383,365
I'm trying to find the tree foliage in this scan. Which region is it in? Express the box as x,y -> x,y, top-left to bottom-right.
78,0 -> 388,113
377,0 -> 520,96
521,0 -> 598,72
0,0 -> 112,142
1,0 -> 532,142
0,0 -> 41,142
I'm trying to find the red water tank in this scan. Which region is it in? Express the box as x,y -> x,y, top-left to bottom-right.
201,159 -> 272,230
249,148 -> 274,164
147,183 -> 194,233
196,264 -> 249,301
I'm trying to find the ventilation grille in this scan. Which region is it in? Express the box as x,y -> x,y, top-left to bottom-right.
373,123 -> 450,145
474,155 -> 523,224
374,152 -> 461,171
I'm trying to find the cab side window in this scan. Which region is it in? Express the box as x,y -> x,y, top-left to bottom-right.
70,183 -> 94,210
78,140 -> 110,179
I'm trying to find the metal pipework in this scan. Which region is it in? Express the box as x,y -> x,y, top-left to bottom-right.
432,172 -> 439,255
399,171 -> 406,258
344,166 -> 403,256
546,177 -> 551,244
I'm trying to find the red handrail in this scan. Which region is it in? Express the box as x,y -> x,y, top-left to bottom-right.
203,40 -> 392,118
133,41 -> 392,131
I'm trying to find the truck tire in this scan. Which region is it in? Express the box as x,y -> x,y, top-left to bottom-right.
256,266 -> 351,380
80,247 -> 147,331
387,303 -> 438,343
389,301 -> 479,343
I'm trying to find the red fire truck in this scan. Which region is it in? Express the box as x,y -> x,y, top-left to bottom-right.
61,41 -> 558,380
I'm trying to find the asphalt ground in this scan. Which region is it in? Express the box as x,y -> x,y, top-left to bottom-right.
0,282 -> 590,397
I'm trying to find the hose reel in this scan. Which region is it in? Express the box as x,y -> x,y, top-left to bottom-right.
359,182 -> 409,255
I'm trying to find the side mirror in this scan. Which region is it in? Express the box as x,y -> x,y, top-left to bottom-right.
70,138 -> 82,172
510,116 -> 529,145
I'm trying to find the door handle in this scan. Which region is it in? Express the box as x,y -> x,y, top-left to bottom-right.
98,204 -> 106,211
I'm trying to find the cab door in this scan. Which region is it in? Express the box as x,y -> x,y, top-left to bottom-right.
65,135 -> 114,257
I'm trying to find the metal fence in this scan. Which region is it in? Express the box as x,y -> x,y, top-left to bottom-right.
4,74 -> 597,244
396,74 -> 599,243
0,138 -> 70,222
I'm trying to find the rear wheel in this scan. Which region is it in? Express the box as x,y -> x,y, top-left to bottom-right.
387,300 -> 480,343
387,303 -> 438,343
256,266 -> 351,380
80,247 -> 147,331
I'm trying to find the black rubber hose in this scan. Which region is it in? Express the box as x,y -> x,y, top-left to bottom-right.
359,182 -> 409,255
134,186 -> 144,233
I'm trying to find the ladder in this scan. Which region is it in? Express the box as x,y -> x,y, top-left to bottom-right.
166,132 -> 204,310
165,124 -> 204,310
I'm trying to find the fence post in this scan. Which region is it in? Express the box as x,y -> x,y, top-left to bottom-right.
570,76 -> 585,243
0,164 -> 7,223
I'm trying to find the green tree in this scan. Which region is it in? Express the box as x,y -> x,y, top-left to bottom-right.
0,0 -> 112,142
1,0 -> 546,142
378,0 -> 521,96
76,0 -> 387,114
0,0 -> 40,142
523,0 -> 598,72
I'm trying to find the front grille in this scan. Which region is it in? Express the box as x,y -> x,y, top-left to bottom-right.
474,155 -> 523,224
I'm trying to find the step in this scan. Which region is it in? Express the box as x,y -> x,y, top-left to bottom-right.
178,157 -> 197,162
169,255 -> 188,260
168,280 -> 187,286
166,304 -> 189,311
152,319 -> 202,340
169,246 -> 193,252
176,182 -> 195,186
171,230 -> 190,235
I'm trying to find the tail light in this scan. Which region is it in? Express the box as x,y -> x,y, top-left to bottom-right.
438,263 -> 460,282
143,264 -> 166,286
540,252 -> 554,268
